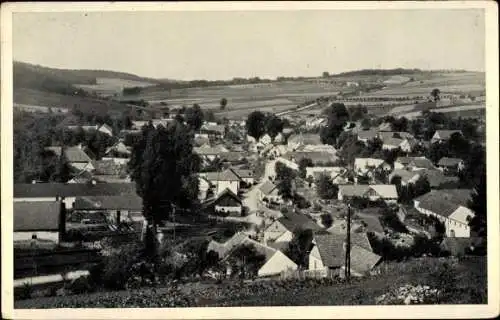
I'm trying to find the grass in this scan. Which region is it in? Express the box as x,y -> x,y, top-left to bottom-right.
15,256 -> 486,308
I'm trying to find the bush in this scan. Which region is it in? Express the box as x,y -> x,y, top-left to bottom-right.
101,243 -> 142,290
320,213 -> 333,228
15,283 -> 33,300
65,276 -> 95,295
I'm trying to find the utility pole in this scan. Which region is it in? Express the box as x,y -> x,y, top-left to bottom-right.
345,204 -> 351,282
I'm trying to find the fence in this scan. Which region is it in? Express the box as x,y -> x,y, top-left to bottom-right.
280,268 -> 338,280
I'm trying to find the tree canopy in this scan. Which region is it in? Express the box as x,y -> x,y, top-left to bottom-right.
184,104 -> 204,131
320,103 -> 350,145
128,122 -> 201,228
246,111 -> 267,140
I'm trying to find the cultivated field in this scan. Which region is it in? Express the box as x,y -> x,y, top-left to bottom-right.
75,78 -> 156,96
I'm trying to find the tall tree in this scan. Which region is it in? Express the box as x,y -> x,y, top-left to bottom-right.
468,170 -> 487,238
320,103 -> 350,145
430,88 -> 441,102
246,111 -> 267,140
298,157 -> 313,179
316,173 -> 339,199
185,104 -> 204,131
264,114 -> 284,139
285,228 -> 314,268
220,98 -> 228,111
128,122 -> 200,256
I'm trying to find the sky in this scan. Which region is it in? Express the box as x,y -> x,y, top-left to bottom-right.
12,9 -> 485,81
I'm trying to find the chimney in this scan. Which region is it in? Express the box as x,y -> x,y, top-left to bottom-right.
58,201 -> 67,243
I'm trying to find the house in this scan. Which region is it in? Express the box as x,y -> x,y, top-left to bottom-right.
437,157 -> 465,175
259,134 -> 272,146
258,180 -> 282,203
131,119 -> 173,130
194,145 -> 225,162
287,133 -> 322,151
14,201 -> 66,244
378,131 -> 415,141
207,233 -> 298,278
200,124 -> 225,139
230,168 -> 255,186
381,137 -> 405,151
431,130 -> 462,144
388,169 -> 420,186
14,183 -> 136,208
338,185 -> 398,203
353,158 -> 392,182
219,152 -> 248,165
73,195 -> 142,225
268,145 -> 289,158
204,188 -> 243,217
200,169 -> 241,195
263,211 -> 322,245
283,151 -> 337,166
308,233 -> 381,277
306,167 -> 347,184
418,169 -> 460,189
394,157 -> 436,171
301,144 -> 337,155
414,189 -> 474,237
67,124 -> 113,137
46,146 -> 95,173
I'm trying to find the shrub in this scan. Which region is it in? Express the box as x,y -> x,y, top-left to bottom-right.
65,275 -> 95,295
15,283 -> 33,300
320,213 -> 333,228
101,243 -> 142,290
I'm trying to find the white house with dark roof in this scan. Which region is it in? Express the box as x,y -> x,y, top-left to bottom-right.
394,157 -> 436,171
14,201 -> 65,244
413,189 -> 474,237
207,232 -> 298,278
308,232 -> 381,277
200,169 -> 241,195
258,180 -> 282,203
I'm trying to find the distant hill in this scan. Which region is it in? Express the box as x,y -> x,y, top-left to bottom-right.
335,68 -> 424,77
13,61 -> 168,94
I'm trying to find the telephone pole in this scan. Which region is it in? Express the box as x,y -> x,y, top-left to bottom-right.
345,204 -> 351,282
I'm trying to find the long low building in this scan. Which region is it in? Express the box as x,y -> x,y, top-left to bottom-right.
337,184 -> 398,203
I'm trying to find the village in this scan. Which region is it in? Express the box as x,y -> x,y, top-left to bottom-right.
13,87 -> 487,306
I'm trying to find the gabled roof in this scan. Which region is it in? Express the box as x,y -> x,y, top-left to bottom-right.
14,201 -> 62,232
259,180 -> 278,195
389,169 -> 420,183
378,131 -> 415,141
354,158 -> 387,170
419,169 -> 459,188
396,157 -> 435,169
438,157 -> 463,167
45,146 -> 92,163
349,245 -> 382,274
339,184 -> 398,199
313,233 -> 380,271
382,137 -> 404,147
231,168 -> 254,179
288,133 -> 322,145
74,195 -> 142,210
278,211 -> 322,232
212,188 -> 242,205
433,130 -> 462,140
415,189 -> 473,218
219,152 -> 247,162
64,147 -> 93,163
203,169 -> 241,182
14,183 -> 136,198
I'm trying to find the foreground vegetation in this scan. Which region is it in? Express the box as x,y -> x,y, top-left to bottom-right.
15,256 -> 486,308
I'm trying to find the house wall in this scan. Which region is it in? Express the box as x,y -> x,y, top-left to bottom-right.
102,157 -> 129,165
14,231 -> 59,244
394,162 -> 405,170
400,140 -> 412,153
215,181 -> 239,195
308,246 -> 325,271
242,177 -> 255,185
14,197 -> 76,208
258,251 -> 297,277
215,205 -> 242,214
414,203 -> 471,237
